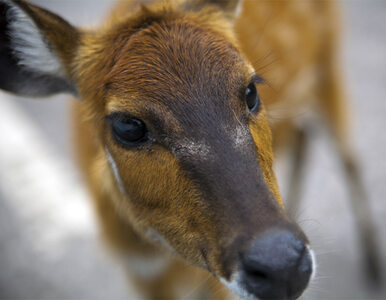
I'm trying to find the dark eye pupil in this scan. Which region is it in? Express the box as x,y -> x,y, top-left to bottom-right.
245,83 -> 260,112
112,117 -> 147,145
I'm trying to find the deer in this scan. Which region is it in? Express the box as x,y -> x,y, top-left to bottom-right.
0,0 -> 380,299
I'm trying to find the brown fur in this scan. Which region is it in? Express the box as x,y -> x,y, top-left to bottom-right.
71,1 -> 291,297
1,0 -> 380,298
74,0 -> 381,292
71,1 -> 303,297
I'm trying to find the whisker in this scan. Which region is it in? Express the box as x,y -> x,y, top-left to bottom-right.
232,108 -> 243,127
252,50 -> 274,69
267,105 -> 312,123
255,56 -> 280,74
250,10 -> 276,51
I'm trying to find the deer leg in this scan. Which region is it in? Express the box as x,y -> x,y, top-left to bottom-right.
322,97 -> 382,283
318,72 -> 382,283
335,143 -> 382,284
316,21 -> 382,281
286,127 -> 308,220
317,72 -> 382,283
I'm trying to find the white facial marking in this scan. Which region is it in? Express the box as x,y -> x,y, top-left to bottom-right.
174,126 -> 250,160
7,3 -> 65,76
233,125 -> 250,150
146,228 -> 175,253
307,246 -> 317,281
220,273 -> 259,300
220,246 -> 316,300
105,147 -> 127,195
174,139 -> 211,159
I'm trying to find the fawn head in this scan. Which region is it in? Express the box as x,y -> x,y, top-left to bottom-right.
0,0 -> 314,299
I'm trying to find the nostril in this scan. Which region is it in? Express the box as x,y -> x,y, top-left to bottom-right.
244,265 -> 269,281
241,230 -> 313,300
242,251 -> 273,282
245,269 -> 268,280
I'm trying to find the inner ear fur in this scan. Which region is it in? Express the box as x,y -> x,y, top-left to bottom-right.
0,0 -> 80,97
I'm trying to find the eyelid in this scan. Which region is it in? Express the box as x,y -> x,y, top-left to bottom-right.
105,111 -> 139,123
250,73 -> 265,85
105,113 -> 120,123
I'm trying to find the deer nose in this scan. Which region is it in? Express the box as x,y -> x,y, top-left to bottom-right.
241,230 -> 313,300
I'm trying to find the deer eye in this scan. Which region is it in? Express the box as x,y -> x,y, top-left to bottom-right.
107,114 -> 148,147
245,82 -> 260,112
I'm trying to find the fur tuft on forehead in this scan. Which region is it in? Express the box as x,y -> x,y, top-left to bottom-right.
74,1 -> 240,117
73,1 -> 245,143
104,18 -> 244,103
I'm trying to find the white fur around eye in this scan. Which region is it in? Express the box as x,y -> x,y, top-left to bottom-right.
6,3 -> 65,77
105,146 -> 127,195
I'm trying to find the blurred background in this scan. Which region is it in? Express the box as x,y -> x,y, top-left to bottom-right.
0,0 -> 385,299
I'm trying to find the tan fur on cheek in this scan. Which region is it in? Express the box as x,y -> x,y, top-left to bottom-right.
249,107 -> 283,207
104,139 -> 210,265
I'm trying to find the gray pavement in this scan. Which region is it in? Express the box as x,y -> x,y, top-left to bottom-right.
0,1 -> 385,299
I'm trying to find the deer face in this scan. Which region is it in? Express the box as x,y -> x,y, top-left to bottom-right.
0,0 -> 314,299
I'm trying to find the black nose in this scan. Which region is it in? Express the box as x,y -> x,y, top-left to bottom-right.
241,230 -> 313,300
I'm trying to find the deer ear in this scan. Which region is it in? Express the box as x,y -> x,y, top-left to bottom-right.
183,0 -> 243,19
0,0 -> 79,97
